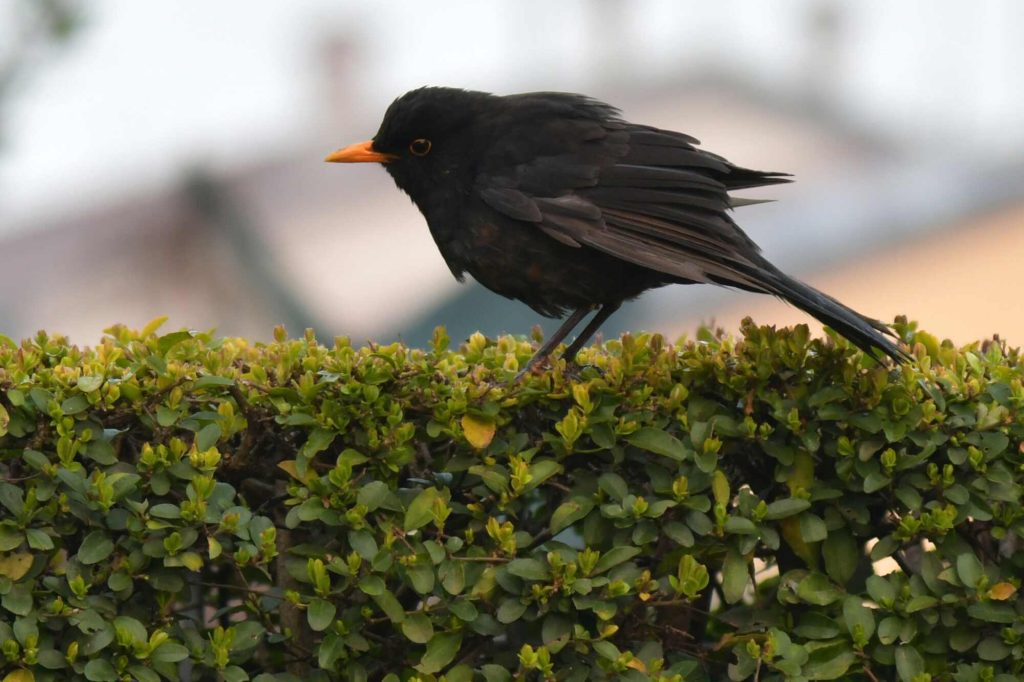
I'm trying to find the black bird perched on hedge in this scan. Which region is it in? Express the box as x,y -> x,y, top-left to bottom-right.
326,87 -> 905,373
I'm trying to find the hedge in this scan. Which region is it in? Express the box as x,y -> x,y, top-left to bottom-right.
0,317 -> 1022,682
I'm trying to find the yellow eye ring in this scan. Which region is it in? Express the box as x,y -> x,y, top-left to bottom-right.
409,138 -> 432,156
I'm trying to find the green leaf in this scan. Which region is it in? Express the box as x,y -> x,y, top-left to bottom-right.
723,516 -> 758,534
150,642 -> 189,663
60,394 -> 89,415
404,487 -> 441,532
956,551 -> 984,588
221,666 -> 249,682
307,598 -> 336,632
977,636 -> 1010,661
416,632 -> 462,674
722,549 -> 748,604
793,612 -> 840,639
948,626 -> 981,652
507,558 -> 550,581
195,423 -> 221,452
904,595 -> 937,613
894,645 -> 924,682
149,503 -> 182,519
84,659 -> 118,682
663,521 -> 694,547
480,665 -> 513,682
439,560 -> 465,595
371,590 -> 406,623
592,546 -> 641,575
592,640 -> 620,660
598,473 -> 629,502
822,529 -> 858,585
157,330 -> 193,354
156,406 -> 179,427
842,596 -> 875,640
764,497 -> 811,520
230,621 -> 265,651
0,527 -> 24,552
194,375 -> 236,388
449,599 -> 478,622
542,613 -> 572,652
967,600 -> 1016,623
0,483 -> 23,515
796,572 -> 841,606
127,667 -> 160,682
356,481 -> 391,511
113,616 -> 146,643
78,531 -> 115,564
627,427 -> 687,460
37,649 -> 68,669
77,375 -> 104,393
348,530 -> 378,560
298,428 -> 336,476
358,576 -> 385,596
523,460 -> 562,491
550,497 -> 594,533
865,575 -> 896,605
876,616 -> 902,645
401,612 -> 434,644
798,513 -> 828,543
802,641 -> 856,680
407,564 -> 435,594
496,599 -> 527,623
1,581 -> 32,614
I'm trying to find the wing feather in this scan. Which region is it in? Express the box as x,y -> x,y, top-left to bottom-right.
473,100 -> 787,290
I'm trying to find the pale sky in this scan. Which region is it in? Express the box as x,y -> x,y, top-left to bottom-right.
2,0 -> 1023,232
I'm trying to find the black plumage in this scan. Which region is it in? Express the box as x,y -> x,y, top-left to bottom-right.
326,87 -> 906,373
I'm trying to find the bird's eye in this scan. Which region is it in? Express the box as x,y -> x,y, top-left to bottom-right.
409,138 -> 432,156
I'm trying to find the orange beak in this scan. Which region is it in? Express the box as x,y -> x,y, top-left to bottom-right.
324,140 -> 396,164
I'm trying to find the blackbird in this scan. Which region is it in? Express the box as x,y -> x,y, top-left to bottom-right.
326,87 -> 905,373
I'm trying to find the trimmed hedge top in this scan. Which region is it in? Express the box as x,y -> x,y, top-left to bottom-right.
0,318 -> 1022,682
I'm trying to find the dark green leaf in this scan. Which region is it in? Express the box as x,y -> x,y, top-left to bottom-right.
78,531 -> 115,564
764,497 -> 811,520
61,394 -> 89,415
822,529 -> 858,585
592,546 -> 641,575
507,558 -> 550,581
307,598 -> 336,632
550,497 -> 594,533
371,590 -> 406,623
84,659 -> 118,682
627,427 -> 687,460
195,422 -> 222,452
404,487 -> 441,532
894,646 -> 924,682
401,612 -> 434,644
416,632 -> 462,674
796,572 -> 841,606
722,549 -> 748,604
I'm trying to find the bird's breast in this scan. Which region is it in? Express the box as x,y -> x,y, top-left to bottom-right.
428,204 -> 673,317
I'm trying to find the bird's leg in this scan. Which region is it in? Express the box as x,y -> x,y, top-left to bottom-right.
516,307 -> 591,380
560,302 -> 621,363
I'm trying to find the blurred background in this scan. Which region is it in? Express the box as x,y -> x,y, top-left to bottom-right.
2,0 -> 1022,348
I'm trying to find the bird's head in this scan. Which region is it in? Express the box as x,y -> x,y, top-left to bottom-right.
325,87 -> 497,207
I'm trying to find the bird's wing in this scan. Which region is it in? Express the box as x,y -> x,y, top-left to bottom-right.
474,115 -> 790,290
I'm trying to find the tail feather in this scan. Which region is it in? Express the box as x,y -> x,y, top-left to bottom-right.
758,264 -> 907,363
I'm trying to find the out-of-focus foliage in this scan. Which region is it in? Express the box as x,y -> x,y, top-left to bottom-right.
0,318 -> 1022,682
